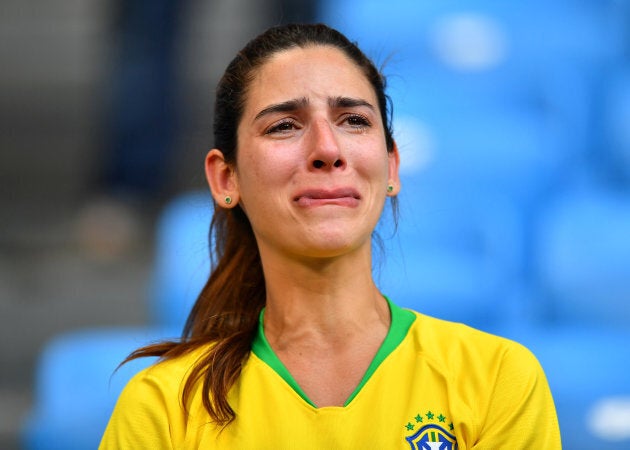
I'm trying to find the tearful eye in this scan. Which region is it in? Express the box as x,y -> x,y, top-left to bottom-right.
266,120 -> 298,135
345,114 -> 371,129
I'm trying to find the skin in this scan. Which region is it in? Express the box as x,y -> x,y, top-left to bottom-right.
205,45 -> 401,407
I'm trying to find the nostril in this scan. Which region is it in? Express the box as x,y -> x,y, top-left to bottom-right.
313,160 -> 325,169
333,159 -> 343,168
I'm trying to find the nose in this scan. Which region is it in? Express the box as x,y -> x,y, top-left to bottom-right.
307,119 -> 346,170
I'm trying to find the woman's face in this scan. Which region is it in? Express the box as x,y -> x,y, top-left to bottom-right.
232,45 -> 399,262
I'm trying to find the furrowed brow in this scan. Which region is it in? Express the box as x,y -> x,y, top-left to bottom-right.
254,97 -> 309,121
328,96 -> 375,111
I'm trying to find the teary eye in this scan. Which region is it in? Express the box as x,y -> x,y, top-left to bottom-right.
266,119 -> 298,134
345,114 -> 371,129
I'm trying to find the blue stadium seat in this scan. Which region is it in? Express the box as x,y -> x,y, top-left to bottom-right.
149,190 -> 212,330
21,327 -> 174,450
516,327 -> 630,450
319,0 -> 531,109
376,187 -> 527,333
602,66 -> 630,183
318,0 -> 626,73
501,180 -> 630,449
391,103 -> 571,214
534,182 -> 630,327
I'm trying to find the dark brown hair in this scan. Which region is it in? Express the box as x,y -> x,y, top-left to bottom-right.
124,23 -> 396,425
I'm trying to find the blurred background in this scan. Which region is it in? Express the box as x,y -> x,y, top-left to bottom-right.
2,0 -> 629,449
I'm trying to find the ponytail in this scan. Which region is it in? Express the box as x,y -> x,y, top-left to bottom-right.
124,204 -> 264,424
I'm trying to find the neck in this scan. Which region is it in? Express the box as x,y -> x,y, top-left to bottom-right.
260,247 -> 390,349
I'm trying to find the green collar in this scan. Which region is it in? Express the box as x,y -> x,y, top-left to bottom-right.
251,296 -> 415,408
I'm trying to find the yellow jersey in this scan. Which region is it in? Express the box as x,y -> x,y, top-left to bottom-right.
100,300 -> 561,449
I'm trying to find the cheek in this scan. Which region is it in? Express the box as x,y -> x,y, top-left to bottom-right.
346,135 -> 390,171
237,148 -> 296,199
356,150 -> 390,181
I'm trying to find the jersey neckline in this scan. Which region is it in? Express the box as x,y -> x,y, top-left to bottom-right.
251,296 -> 416,408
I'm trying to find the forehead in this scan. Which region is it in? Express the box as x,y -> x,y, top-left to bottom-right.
243,45 -> 377,116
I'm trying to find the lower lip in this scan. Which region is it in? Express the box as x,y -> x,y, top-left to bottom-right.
296,197 -> 360,208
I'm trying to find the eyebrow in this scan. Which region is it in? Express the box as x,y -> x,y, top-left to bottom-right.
328,96 -> 375,111
254,97 -> 309,121
253,96 -> 375,122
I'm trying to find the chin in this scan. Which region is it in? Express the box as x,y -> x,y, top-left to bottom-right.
298,232 -> 369,259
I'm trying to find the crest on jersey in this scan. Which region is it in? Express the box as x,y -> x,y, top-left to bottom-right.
403,410 -> 458,450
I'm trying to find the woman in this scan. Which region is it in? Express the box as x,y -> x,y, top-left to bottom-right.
100,23 -> 560,449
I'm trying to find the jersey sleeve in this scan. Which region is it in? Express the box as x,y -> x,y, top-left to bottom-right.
473,342 -> 561,449
99,368 -> 175,449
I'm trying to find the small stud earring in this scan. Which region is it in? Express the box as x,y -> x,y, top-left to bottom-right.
387,184 -> 394,193
224,196 -> 232,205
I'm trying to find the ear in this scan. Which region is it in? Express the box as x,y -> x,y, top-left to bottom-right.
386,140 -> 401,196
205,149 -> 240,207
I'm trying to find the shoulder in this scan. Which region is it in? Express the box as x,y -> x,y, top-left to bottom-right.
100,346 -> 211,449
404,310 -> 544,383
127,347 -> 204,394
401,311 -> 559,446
110,346 -> 209,421
124,343 -> 219,412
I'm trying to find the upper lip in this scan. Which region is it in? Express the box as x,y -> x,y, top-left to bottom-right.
293,187 -> 361,201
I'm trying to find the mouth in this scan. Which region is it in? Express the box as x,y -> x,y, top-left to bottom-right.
294,188 -> 361,207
